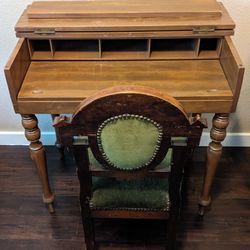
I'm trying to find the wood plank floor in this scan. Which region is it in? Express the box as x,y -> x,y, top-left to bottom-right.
0,146 -> 249,250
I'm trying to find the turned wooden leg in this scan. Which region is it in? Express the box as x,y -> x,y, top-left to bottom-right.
21,114 -> 55,213
199,113 -> 229,216
51,114 -> 65,159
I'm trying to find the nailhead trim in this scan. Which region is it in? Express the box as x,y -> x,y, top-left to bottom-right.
97,114 -> 163,171
90,200 -> 171,212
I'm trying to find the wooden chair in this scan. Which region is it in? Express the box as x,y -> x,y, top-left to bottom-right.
54,85 -> 207,250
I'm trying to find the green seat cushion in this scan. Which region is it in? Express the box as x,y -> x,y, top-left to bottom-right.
98,116 -> 162,170
90,177 -> 170,211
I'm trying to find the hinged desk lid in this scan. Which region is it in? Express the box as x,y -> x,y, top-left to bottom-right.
26,0 -> 221,19
15,0 -> 235,35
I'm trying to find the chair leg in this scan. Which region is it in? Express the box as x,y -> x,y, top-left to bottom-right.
81,205 -> 95,250
166,211 -> 178,250
73,145 -> 94,249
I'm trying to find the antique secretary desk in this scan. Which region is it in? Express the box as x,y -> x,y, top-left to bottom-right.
4,0 -> 244,214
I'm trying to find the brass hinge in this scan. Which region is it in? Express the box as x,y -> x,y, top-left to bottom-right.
193,27 -> 215,34
34,28 -> 55,35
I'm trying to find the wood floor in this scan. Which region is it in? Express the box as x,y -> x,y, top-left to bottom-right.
0,146 -> 249,250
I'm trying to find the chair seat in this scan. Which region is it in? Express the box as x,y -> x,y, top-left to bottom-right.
89,149 -> 172,211
90,177 -> 170,211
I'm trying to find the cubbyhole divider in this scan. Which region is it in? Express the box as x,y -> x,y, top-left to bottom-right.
216,39 -> 223,56
49,40 -> 54,57
147,39 -> 151,58
98,40 -> 102,58
195,39 -> 201,56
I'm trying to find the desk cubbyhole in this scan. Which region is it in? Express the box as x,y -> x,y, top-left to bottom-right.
151,39 -> 196,51
200,38 -> 218,50
198,38 -> 221,58
101,39 -> 149,59
53,40 -> 98,52
28,39 -> 53,60
150,39 -> 197,58
52,40 -> 100,59
30,40 -> 51,51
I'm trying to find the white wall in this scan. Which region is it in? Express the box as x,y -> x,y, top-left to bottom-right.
0,0 -> 250,145
0,0 -> 54,144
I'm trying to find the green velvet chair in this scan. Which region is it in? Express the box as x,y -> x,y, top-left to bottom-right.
54,85 -> 206,250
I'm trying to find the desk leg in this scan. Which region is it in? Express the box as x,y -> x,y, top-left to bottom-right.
199,113 -> 229,216
21,114 -> 55,213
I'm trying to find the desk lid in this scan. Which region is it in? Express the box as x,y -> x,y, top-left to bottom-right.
15,0 -> 235,36
26,0 -> 221,19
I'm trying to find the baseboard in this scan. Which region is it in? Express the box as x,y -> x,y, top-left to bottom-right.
0,131 -> 250,147
0,131 -> 56,146
199,132 -> 250,147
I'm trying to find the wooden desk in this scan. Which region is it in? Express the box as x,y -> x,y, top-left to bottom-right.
4,0 -> 244,214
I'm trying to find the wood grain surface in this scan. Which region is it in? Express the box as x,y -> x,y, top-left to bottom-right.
15,58 -> 234,113
4,38 -> 30,112
220,37 -> 244,112
18,60 -> 232,100
27,0 -> 222,19
15,3 -> 234,33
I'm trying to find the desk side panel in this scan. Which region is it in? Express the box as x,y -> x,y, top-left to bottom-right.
4,38 -> 30,113
220,37 -> 244,112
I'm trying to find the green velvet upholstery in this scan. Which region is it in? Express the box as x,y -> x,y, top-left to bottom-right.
88,148 -> 172,171
90,177 -> 170,210
98,117 -> 162,170
88,149 -> 172,210
87,115 -> 177,210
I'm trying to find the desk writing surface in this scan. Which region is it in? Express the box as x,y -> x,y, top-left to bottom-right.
17,60 -> 233,113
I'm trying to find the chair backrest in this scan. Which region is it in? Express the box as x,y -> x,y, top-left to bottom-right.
54,85 -> 206,174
